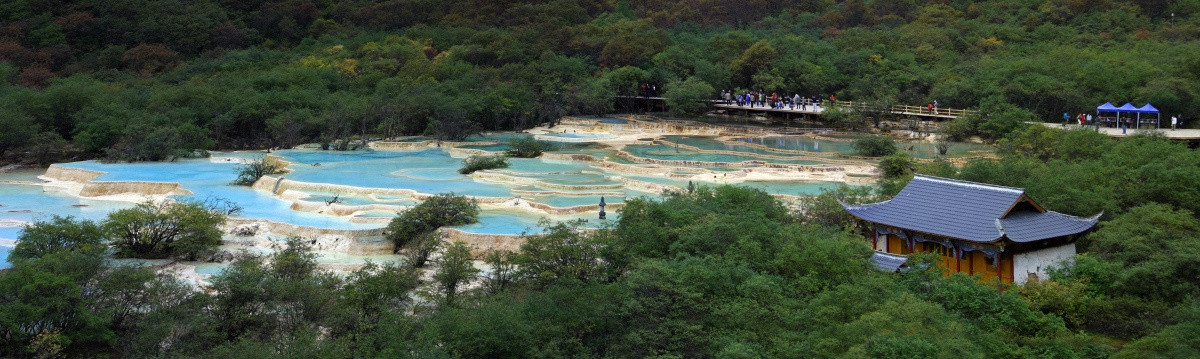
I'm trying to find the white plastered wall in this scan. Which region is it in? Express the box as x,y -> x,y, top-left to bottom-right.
1012,242 -> 1076,285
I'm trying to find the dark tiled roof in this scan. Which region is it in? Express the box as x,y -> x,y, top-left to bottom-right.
843,175 -> 1098,243
1000,210 -> 1099,242
870,252 -> 908,272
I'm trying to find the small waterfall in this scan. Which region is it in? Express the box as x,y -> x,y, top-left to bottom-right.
273,177 -> 285,194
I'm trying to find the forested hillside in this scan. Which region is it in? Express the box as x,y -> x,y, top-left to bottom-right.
4,2 -> 1200,357
1,0 -> 1198,162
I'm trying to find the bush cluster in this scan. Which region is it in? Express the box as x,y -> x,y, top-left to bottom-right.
458,154 -> 509,174
385,193 -> 480,265
505,137 -> 557,158
853,135 -> 897,157
233,158 -> 286,186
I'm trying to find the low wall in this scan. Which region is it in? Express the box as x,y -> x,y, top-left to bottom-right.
43,165 -> 104,182
223,218 -> 391,255
289,200 -> 407,217
79,181 -> 189,197
369,140 -> 437,150
255,175 -> 608,215
440,228 -> 525,255
539,153 -> 598,162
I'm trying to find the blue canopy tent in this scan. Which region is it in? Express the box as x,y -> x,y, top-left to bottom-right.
1137,103 -> 1161,129
1096,102 -> 1120,128
1119,103 -> 1139,129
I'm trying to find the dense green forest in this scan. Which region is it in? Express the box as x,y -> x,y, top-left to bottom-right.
1,0 -> 1199,162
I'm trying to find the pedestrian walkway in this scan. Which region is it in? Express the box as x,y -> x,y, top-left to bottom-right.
615,96 -> 975,120
1039,123 -> 1200,140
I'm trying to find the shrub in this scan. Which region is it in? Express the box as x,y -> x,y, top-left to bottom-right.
105,199 -> 239,260
664,76 -> 715,117
459,154 -> 509,174
853,135 -> 897,157
878,153 -> 912,178
436,241 -> 479,306
506,137 -> 557,158
385,193 -> 479,253
233,158 -> 286,186
11,216 -> 106,261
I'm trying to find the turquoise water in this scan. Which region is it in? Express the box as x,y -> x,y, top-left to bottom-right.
61,159 -> 373,230
0,170 -> 133,228
505,158 -> 593,173
194,262 -> 229,275
302,193 -> 396,206
0,170 -> 137,268
575,116 -> 628,124
465,133 -> 532,143
623,145 -> 830,165
278,149 -> 514,198
458,144 -> 511,152
210,151 -> 269,160
452,211 -> 612,235
43,149 -> 638,234
0,246 -> 12,269
541,132 -> 616,140
522,195 -> 623,208
733,136 -> 859,154
0,129 -> 876,244
666,136 -> 841,158
733,136 -> 994,158
394,136 -> 434,142
628,175 -> 841,196
0,227 -> 20,240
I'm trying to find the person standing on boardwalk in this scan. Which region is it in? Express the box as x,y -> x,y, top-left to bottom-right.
794,94 -> 801,110
933,100 -> 938,114
1172,115 -> 1179,130
1063,112 -> 1070,127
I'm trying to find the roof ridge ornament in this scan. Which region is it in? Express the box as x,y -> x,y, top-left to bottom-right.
913,175 -> 1025,194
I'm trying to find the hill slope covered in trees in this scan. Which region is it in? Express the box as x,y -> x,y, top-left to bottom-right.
1,0 -> 1198,162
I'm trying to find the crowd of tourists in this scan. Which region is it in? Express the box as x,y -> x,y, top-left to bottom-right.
1062,112 -> 1184,131
718,90 -> 832,111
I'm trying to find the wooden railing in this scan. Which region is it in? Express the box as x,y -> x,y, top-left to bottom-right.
614,96 -> 980,119
831,100 -> 978,118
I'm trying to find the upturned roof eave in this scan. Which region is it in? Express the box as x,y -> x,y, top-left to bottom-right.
843,207 -> 1006,244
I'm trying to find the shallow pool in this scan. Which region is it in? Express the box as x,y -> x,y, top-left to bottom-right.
732,136 -> 993,158
540,132 -> 616,140
623,144 -> 831,165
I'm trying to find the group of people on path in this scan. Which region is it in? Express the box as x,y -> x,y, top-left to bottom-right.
1063,112 -> 1184,132
638,84 -> 659,97
719,90 -> 829,111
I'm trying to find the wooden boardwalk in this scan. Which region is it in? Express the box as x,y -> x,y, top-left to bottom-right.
1041,123 -> 1200,140
616,96 -> 976,120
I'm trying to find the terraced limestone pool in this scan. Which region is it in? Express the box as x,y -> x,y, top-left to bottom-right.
732,136 -> 994,159
0,126 -> 869,268
623,144 -> 833,165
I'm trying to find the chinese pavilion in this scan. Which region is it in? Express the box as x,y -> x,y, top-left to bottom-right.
842,175 -> 1099,284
